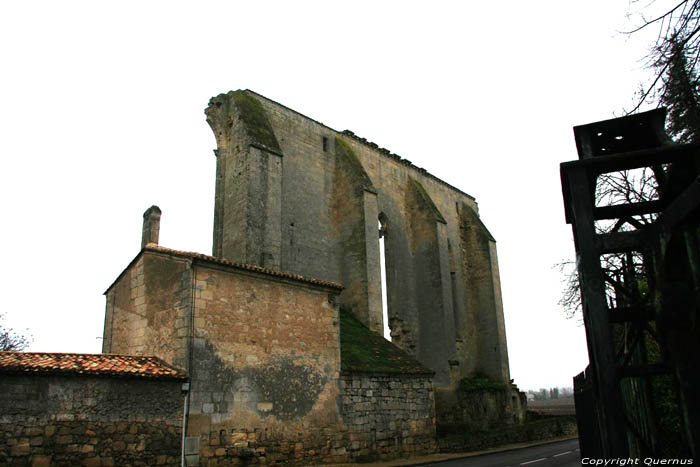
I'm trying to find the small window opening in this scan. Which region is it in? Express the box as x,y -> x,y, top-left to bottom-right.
322,136 -> 328,152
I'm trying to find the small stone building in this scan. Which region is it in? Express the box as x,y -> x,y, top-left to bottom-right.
0,352 -> 187,466
103,242 -> 436,464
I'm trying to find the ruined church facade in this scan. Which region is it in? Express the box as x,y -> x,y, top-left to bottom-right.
97,90 -> 521,464
206,90 -> 511,388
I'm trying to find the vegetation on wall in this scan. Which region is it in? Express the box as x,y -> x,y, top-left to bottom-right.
410,178 -> 446,224
339,310 -> 432,375
457,373 -> 507,393
335,136 -> 376,193
231,90 -> 281,152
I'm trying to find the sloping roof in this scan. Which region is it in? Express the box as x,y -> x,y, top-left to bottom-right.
106,244 -> 344,294
0,352 -> 187,380
339,311 -> 434,376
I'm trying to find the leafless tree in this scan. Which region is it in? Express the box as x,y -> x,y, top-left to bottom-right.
0,313 -> 31,351
558,168 -> 660,319
625,0 -> 700,114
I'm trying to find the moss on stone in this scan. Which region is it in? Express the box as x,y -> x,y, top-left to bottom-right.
335,136 -> 376,193
230,90 -> 281,153
458,202 -> 496,242
339,310 -> 433,375
411,178 -> 446,224
457,373 -> 507,392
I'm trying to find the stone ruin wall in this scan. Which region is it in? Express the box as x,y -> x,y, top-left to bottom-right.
0,375 -> 183,466
206,90 -> 511,389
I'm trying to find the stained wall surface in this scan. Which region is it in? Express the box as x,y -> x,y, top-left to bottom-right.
206,90 -> 511,387
186,260 -> 344,464
0,375 -> 183,466
103,245 -> 438,464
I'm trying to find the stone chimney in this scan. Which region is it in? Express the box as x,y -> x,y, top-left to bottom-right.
141,205 -> 161,248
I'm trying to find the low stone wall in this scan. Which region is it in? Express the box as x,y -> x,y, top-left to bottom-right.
0,375 -> 184,466
339,373 -> 437,462
438,414 -> 578,453
436,381 -> 527,436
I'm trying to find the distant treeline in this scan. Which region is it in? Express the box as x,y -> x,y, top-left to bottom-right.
526,387 -> 573,400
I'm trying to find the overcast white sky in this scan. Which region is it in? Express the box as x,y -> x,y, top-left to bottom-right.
0,1 -> 668,390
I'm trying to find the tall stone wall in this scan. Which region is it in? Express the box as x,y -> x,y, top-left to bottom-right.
205,90 -> 511,388
0,375 -> 183,466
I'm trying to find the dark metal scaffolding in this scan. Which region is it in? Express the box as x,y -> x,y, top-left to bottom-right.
561,109 -> 700,459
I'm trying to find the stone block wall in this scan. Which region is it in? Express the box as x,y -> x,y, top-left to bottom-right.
103,251 -> 192,370
339,373 -> 437,461
0,375 -> 183,466
185,261 -> 346,465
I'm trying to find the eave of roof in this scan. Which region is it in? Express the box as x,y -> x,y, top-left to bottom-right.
105,244 -> 344,294
0,352 -> 187,381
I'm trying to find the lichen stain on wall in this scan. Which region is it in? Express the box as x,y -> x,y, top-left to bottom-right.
193,339 -> 328,421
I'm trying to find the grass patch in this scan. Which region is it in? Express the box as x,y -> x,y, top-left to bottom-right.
458,373 -> 507,392
231,90 -> 281,152
339,310 -> 432,375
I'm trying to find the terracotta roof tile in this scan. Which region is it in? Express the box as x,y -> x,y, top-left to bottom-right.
0,352 -> 187,380
143,244 -> 344,290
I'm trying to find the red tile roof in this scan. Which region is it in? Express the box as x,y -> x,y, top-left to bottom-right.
0,352 -> 187,380
143,244 -> 343,290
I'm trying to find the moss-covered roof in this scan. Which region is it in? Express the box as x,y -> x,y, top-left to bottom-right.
339,310 -> 433,375
230,90 -> 281,153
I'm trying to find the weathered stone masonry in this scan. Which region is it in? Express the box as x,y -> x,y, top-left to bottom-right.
103,244 -> 436,464
0,355 -> 186,466
205,90 -> 523,426
3,89 -> 522,465
205,90 -> 512,389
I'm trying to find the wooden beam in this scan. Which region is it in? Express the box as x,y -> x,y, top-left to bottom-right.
608,306 -> 654,323
598,230 -> 649,254
618,364 -> 672,378
658,176 -> 700,230
595,201 -> 665,220
560,142 -> 700,176
566,166 -> 630,457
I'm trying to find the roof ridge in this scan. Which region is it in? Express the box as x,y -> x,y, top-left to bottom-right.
244,89 -> 475,202
143,244 -> 343,290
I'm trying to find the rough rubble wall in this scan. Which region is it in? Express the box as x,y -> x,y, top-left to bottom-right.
0,375 -> 183,466
186,262 -> 345,464
103,252 -> 192,369
436,386 -> 526,435
205,90 -> 511,389
338,373 -> 436,460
